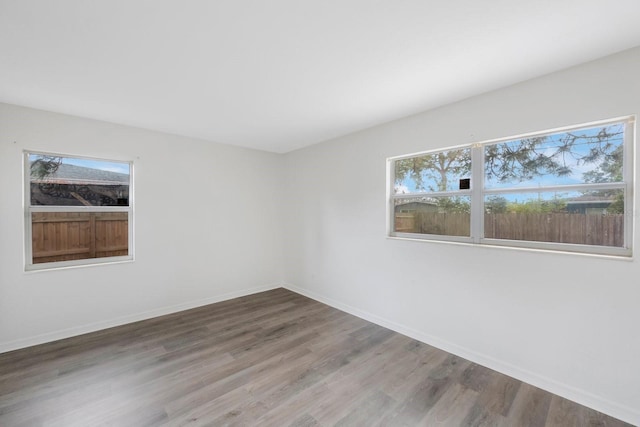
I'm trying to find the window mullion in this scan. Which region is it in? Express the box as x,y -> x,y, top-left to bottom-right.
471,144 -> 484,243
29,205 -> 130,213
483,182 -> 626,195
390,190 -> 472,199
623,119 -> 634,250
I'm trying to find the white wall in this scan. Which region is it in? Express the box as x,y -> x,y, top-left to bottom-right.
283,47 -> 640,424
0,103 -> 284,352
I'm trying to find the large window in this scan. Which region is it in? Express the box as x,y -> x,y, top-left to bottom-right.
25,151 -> 133,270
389,117 -> 634,256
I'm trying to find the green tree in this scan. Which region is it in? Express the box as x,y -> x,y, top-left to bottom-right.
607,194 -> 625,214
395,149 -> 471,192
396,125 -> 623,193
436,196 -> 470,213
485,136 -> 560,183
582,143 -> 623,183
485,125 -> 623,184
30,156 -> 62,179
506,197 -> 567,214
485,195 -> 508,214
581,139 -> 624,214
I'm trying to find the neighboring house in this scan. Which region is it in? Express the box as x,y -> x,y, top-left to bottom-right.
565,195 -> 614,214
31,163 -> 129,206
394,200 -> 438,214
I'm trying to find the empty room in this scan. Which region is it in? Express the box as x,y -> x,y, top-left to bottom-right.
1,1 -> 639,426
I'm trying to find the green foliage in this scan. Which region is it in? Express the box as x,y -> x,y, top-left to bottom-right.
436,197 -> 470,213
581,138 -> 624,206
505,198 -> 567,214
484,136 -> 558,183
485,125 -> 623,184
396,125 -> 623,194
486,195 -> 567,214
582,142 -> 623,197
396,125 -> 625,218
30,156 -> 62,179
395,149 -> 471,192
583,143 -> 623,183
607,193 -> 625,214
485,196 -> 508,214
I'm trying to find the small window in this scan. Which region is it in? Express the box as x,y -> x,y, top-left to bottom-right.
389,117 -> 634,256
25,152 -> 133,270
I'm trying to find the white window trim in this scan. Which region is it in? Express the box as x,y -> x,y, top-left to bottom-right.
387,116 -> 635,257
24,151 -> 135,271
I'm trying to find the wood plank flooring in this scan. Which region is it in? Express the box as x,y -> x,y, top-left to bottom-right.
0,288 -> 633,426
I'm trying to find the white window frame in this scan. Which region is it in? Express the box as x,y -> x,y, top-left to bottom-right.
387,116 -> 635,257
24,151 -> 134,271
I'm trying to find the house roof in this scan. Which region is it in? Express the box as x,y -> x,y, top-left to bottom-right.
32,164 -> 129,186
395,199 -> 438,206
565,195 -> 614,205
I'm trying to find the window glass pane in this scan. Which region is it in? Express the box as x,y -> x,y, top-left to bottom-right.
31,212 -> 128,264
394,196 -> 470,236
394,148 -> 471,194
484,123 -> 625,189
484,190 -> 624,247
29,154 -> 130,206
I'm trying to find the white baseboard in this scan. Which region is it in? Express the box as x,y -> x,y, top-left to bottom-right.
0,283 -> 281,354
282,283 -> 640,426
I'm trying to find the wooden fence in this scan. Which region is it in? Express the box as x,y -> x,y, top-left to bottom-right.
395,212 -> 624,247
395,213 -> 470,236
31,212 -> 128,264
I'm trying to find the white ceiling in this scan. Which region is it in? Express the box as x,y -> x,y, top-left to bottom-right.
1,1 -> 640,153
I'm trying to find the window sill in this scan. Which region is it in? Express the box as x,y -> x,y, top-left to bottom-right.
24,256 -> 134,273
386,234 -> 633,261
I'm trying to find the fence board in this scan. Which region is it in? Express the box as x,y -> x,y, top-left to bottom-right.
418,212 -> 470,237
31,212 -> 128,263
395,211 -> 624,247
394,214 -> 415,233
484,213 -> 624,247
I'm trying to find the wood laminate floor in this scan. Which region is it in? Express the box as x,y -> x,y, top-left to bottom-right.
0,288 -> 633,427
